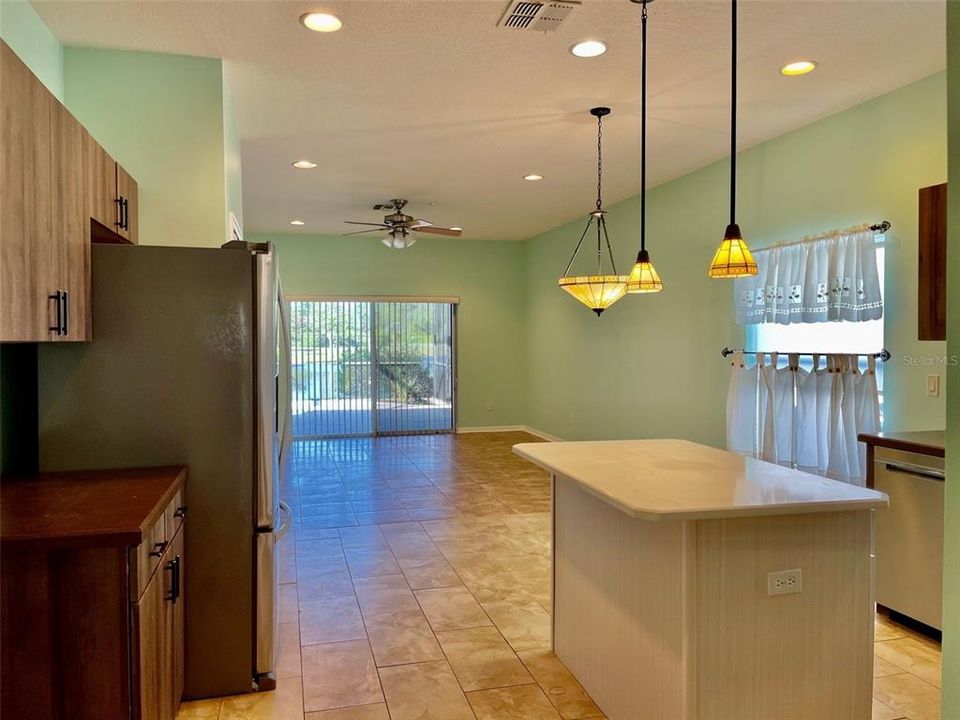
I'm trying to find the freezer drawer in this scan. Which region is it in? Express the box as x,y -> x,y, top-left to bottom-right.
874,449 -> 944,630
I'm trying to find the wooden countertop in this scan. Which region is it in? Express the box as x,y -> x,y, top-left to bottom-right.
514,439 -> 888,521
857,431 -> 945,458
1,466 -> 186,551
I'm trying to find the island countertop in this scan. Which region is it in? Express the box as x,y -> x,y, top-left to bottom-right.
513,439 -> 888,521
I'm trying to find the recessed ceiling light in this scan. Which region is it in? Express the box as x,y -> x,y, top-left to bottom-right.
523,174 -> 544,181
300,12 -> 342,33
290,220 -> 305,226
780,60 -> 817,76
570,40 -> 607,58
292,159 -> 318,169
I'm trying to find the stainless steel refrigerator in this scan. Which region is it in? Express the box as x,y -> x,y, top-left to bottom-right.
37,241 -> 292,698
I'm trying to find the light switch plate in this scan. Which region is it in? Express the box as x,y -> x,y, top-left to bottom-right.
767,569 -> 802,596
927,374 -> 940,398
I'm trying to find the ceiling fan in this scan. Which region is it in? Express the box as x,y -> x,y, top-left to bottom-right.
343,199 -> 463,249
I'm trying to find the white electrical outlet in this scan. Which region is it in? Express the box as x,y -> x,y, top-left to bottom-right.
767,569 -> 802,596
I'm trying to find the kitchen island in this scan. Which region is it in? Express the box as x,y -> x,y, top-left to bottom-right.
514,439 -> 888,720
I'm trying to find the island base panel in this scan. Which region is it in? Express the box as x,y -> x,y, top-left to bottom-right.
552,474 -> 875,720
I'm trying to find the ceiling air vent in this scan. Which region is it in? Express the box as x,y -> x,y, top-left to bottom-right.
498,0 -> 581,32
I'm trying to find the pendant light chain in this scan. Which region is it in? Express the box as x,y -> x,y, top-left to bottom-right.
729,0 -> 737,227
640,0 -> 648,252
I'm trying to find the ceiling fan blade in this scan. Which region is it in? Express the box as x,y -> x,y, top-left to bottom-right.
411,226 -> 462,237
408,218 -> 434,229
343,228 -> 389,237
344,221 -> 389,227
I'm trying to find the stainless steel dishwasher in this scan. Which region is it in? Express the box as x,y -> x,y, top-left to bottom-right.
874,445 -> 945,630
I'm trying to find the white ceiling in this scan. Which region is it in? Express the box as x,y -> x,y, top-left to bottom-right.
34,0 -> 946,240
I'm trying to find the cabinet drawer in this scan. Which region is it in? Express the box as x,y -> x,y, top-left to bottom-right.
164,488 -> 187,538
133,514 -> 167,601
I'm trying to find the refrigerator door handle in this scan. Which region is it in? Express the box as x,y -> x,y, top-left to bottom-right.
277,500 -> 293,540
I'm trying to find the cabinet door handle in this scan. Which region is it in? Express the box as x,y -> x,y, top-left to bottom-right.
124,198 -> 130,230
166,555 -> 181,604
149,540 -> 168,558
48,291 -> 63,335
61,290 -> 68,336
115,197 -> 123,228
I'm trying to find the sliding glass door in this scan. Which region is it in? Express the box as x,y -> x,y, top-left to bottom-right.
289,299 -> 456,438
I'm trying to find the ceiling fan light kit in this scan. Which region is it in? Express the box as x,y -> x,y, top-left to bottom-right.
343,198 -> 463,250
557,106 -> 628,316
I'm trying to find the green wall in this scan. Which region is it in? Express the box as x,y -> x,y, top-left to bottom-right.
942,2 -> 959,714
251,234 -> 528,430
63,47 -> 235,247
222,73 -> 244,238
524,72 -> 947,444
0,0 -> 63,99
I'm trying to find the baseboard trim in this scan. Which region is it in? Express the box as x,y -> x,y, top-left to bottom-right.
456,425 -> 563,442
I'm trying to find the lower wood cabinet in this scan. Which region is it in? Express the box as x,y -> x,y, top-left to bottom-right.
132,523 -> 185,720
0,467 -> 186,720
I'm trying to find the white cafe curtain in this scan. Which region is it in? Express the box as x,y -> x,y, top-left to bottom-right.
734,227 -> 883,325
726,351 -> 880,485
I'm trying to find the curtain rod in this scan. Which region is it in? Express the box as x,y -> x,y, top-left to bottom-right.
756,220 -> 892,251
721,347 -> 891,363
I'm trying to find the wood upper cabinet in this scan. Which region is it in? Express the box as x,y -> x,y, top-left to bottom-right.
117,163 -> 139,244
918,183 -> 947,341
1,40 -> 55,341
0,39 -> 139,342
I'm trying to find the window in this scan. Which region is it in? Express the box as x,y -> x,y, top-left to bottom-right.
746,242 -> 885,423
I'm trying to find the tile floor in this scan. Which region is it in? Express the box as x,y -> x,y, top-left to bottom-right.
177,431 -> 943,720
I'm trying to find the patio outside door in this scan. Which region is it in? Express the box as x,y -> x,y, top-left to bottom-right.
289,298 -> 456,438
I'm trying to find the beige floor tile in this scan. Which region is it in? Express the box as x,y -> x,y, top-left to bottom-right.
435,626 -> 533,691
400,557 -> 463,590
875,614 -> 909,642
298,568 -> 356,601
219,677 -> 304,720
302,640 -> 383,713
344,548 -> 402,578
364,608 -> 444,666
874,653 -> 906,678
277,620 -> 303,678
875,636 -> 942,687
177,698 -> 223,718
299,595 -> 367,646
872,698 -> 908,720
378,660 -> 475,720
353,573 -> 419,616
280,583 -> 300,623
305,704 -> 390,720
873,673 -> 941,720
517,650 -> 604,720
416,586 -> 492,632
480,594 -> 552,652
467,684 -> 563,719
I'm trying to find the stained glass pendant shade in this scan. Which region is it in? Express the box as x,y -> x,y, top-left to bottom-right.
626,0 -> 663,294
557,108 -> 628,316
707,0 -> 758,279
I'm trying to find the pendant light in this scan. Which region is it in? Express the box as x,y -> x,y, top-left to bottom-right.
557,107 -> 628,316
707,0 -> 758,278
626,0 -> 663,294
